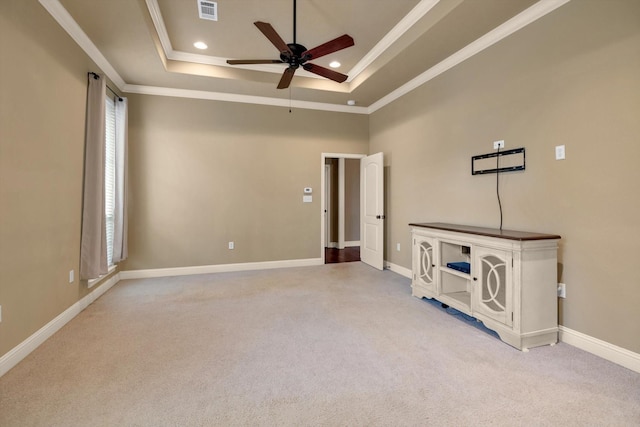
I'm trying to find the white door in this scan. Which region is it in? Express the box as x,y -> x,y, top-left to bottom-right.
360,152 -> 384,270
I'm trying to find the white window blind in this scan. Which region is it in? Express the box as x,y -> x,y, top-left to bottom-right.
104,96 -> 116,266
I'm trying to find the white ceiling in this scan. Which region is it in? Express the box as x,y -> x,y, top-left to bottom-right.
41,0 -> 570,113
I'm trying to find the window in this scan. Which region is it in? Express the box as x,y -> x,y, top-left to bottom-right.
104,96 -> 116,266
81,73 -> 127,281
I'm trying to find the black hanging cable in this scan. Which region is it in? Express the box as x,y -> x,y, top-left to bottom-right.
496,146 -> 503,230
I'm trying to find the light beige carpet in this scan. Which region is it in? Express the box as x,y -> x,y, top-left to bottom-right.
1,262 -> 638,426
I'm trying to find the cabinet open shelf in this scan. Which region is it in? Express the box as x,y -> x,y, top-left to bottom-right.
440,268 -> 472,311
439,291 -> 471,310
440,266 -> 470,280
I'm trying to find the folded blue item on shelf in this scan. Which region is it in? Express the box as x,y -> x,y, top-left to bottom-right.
446,262 -> 470,274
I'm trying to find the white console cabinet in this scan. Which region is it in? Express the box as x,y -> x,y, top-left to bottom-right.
410,223 -> 560,351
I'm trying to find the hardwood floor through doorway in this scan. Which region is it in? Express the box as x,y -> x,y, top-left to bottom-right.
325,246 -> 360,263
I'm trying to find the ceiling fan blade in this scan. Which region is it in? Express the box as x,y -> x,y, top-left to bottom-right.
254,22 -> 293,56
302,63 -> 348,84
227,59 -> 283,65
277,67 -> 296,89
302,35 -> 354,61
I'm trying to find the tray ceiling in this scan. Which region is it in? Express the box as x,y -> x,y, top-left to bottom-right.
45,0 -> 567,112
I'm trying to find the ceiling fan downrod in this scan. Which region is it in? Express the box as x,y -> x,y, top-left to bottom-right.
293,0 -> 297,44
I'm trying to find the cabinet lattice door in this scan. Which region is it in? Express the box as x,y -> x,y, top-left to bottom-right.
413,236 -> 436,296
474,247 -> 513,326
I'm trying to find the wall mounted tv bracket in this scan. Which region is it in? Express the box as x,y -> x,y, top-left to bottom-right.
472,147 -> 525,175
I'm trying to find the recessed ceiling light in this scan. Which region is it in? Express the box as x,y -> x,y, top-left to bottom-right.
347,100 -> 356,106
329,61 -> 341,68
194,41 -> 208,50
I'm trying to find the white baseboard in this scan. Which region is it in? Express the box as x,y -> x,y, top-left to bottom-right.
384,262 -> 639,373
326,242 -> 360,249
559,326 -> 640,373
0,272 -> 120,378
120,258 -> 323,280
385,261 -> 412,279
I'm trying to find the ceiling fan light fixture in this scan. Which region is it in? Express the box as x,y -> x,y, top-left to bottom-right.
193,41 -> 208,50
329,61 -> 341,68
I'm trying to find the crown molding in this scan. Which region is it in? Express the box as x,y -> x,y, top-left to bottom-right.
144,0 -> 321,79
144,0 -> 440,83
144,0 -> 173,56
123,84 -> 369,114
38,0 -> 126,89
347,0 -> 440,81
40,0 -> 571,115
368,0 -> 572,114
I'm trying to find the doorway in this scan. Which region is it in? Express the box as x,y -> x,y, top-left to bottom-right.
321,154 -> 364,264
325,246 -> 360,263
321,152 -> 385,269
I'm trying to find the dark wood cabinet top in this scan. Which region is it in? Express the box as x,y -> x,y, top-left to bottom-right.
409,222 -> 560,241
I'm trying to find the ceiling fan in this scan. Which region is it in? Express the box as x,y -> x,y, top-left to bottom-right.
226,0 -> 354,89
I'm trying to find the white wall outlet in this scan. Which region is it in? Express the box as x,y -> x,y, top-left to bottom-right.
396,243 -> 401,251
555,145 -> 566,160
228,241 -> 234,250
558,283 -> 566,298
303,195 -> 312,203
493,140 -> 505,149
69,270 -> 74,283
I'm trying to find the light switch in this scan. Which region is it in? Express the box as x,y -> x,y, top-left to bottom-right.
555,145 -> 565,160
303,195 -> 312,203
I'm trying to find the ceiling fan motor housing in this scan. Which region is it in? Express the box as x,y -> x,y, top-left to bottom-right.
281,43 -> 308,68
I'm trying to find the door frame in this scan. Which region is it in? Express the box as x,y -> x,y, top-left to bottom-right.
324,164 -> 331,248
320,153 -> 366,264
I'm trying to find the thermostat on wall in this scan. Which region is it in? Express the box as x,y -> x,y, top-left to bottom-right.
304,187 -> 312,194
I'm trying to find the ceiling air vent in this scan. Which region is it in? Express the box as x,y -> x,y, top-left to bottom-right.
198,0 -> 218,21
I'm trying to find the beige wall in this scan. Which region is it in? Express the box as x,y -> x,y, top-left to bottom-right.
0,0 -> 116,356
121,95 -> 368,270
370,0 -> 640,352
